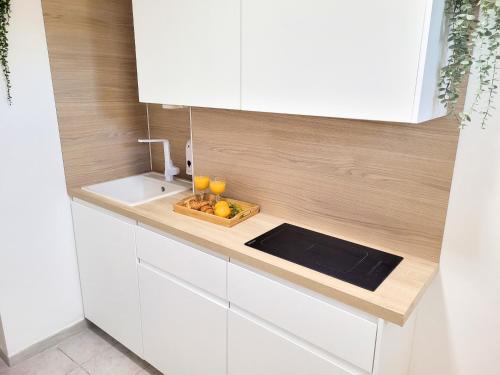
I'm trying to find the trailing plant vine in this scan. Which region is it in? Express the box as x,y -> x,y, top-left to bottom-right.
439,0 -> 500,128
0,0 -> 11,105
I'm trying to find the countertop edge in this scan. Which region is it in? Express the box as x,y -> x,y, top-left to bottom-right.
69,188 -> 438,326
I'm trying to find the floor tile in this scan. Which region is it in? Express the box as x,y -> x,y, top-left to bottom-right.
58,328 -> 113,365
136,365 -> 163,375
0,348 -> 78,375
90,326 -> 117,347
81,345 -> 144,375
140,367 -> 163,375
0,357 -> 8,372
66,368 -> 89,375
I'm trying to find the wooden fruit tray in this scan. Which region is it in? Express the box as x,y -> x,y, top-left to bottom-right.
173,195 -> 260,227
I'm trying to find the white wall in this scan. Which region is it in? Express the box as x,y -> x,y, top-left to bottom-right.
409,68 -> 500,372
0,0 -> 83,356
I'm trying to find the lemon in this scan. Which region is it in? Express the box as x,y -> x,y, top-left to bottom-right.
214,205 -> 231,218
214,201 -> 229,210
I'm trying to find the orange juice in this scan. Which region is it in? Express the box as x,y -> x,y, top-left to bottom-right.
210,179 -> 226,195
194,176 -> 209,191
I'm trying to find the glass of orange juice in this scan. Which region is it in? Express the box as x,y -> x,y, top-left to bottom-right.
193,175 -> 210,201
209,176 -> 226,202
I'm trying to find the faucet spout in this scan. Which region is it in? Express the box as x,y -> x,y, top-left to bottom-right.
138,139 -> 180,182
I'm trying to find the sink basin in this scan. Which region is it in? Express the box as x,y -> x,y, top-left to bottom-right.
82,173 -> 191,206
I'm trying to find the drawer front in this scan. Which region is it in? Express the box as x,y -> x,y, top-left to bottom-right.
228,263 -> 377,372
136,226 -> 227,300
229,310 -> 355,375
139,264 -> 227,375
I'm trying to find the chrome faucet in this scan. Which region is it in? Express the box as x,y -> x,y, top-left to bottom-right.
138,139 -> 180,182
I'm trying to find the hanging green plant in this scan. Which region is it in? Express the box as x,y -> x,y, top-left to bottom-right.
0,0 -> 11,105
439,0 -> 500,128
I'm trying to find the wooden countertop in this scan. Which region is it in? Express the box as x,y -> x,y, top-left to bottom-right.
70,188 -> 438,326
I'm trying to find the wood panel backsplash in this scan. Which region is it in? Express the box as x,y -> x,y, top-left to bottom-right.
192,109 -> 460,262
42,0 -> 150,188
148,105 -> 192,180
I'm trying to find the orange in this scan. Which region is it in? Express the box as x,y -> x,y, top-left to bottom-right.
214,201 -> 229,210
214,205 -> 231,218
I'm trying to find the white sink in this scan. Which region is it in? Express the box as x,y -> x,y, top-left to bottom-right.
82,173 -> 191,206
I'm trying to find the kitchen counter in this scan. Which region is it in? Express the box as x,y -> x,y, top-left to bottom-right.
70,187 -> 438,326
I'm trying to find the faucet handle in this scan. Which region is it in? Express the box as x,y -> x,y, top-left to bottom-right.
138,139 -> 179,182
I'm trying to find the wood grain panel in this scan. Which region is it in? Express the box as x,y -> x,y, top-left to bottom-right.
42,0 -> 150,187
192,109 -> 460,262
56,102 -> 149,187
148,105 -> 192,180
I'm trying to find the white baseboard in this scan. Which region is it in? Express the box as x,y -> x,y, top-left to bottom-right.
4,319 -> 89,367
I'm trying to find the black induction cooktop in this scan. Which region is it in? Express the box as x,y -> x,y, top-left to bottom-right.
245,223 -> 403,291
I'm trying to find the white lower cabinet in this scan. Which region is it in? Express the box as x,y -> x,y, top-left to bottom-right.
71,202 -> 416,375
71,201 -> 143,356
136,226 -> 227,299
228,310 -> 354,375
228,263 -> 377,372
138,263 -> 228,375
228,263 -> 416,375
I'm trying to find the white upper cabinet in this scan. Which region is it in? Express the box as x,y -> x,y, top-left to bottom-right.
132,0 -> 241,109
241,0 -> 446,123
132,0 -> 446,122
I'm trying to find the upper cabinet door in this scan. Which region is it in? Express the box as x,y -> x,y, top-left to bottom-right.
241,0 -> 446,123
132,0 -> 240,109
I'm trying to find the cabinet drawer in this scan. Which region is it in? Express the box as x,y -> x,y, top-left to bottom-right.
136,226 -> 227,300
139,264 -> 227,375
228,263 -> 377,372
229,310 -> 355,375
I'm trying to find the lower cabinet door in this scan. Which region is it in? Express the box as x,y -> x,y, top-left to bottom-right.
138,263 -> 228,375
71,202 -> 143,356
228,310 -> 355,375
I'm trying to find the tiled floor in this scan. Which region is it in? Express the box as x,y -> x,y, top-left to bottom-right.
0,325 -> 162,375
